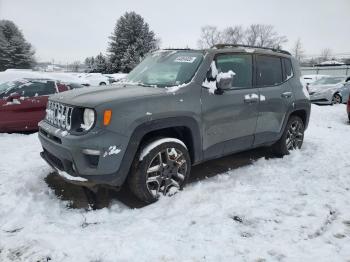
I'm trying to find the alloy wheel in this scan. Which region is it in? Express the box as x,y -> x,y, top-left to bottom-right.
146,147 -> 187,197
286,120 -> 304,151
332,94 -> 341,104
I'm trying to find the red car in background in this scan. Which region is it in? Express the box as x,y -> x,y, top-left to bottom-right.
0,78 -> 82,132
347,95 -> 350,122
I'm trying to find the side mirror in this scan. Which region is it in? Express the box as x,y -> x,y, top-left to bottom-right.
216,71 -> 235,91
6,93 -> 21,102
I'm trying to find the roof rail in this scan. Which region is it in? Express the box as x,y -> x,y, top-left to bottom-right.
211,44 -> 291,56
163,48 -> 193,51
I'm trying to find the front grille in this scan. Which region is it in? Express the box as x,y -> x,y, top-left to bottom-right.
44,149 -> 64,171
46,101 -> 73,131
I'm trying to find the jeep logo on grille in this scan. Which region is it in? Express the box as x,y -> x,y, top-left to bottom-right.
46,101 -> 73,131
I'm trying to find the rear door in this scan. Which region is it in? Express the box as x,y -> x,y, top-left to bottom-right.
254,55 -> 294,145
201,53 -> 259,159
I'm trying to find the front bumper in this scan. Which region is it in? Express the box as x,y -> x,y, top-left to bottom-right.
38,120 -> 129,187
309,92 -> 332,105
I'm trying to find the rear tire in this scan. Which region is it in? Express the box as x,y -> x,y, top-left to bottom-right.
272,115 -> 305,156
128,138 -> 191,203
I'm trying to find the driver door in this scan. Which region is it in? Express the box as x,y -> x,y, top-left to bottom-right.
201,53 -> 259,160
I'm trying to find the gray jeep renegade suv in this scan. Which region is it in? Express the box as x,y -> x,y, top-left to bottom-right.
38,44 -> 311,203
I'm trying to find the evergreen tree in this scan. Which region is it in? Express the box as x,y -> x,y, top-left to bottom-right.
107,12 -> 158,73
94,53 -> 108,73
0,20 -> 35,71
84,56 -> 95,72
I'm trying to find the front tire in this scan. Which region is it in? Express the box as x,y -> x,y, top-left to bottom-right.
332,93 -> 342,104
272,115 -> 305,156
128,138 -> 191,203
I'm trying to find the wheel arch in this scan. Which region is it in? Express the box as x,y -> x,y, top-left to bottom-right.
133,117 -> 202,163
290,109 -> 307,127
112,116 -> 202,187
333,92 -> 342,102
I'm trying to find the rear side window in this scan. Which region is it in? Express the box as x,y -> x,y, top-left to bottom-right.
283,58 -> 294,81
57,83 -> 69,92
256,55 -> 283,87
215,54 -> 252,89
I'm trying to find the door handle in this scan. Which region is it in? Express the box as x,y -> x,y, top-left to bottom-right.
281,92 -> 292,98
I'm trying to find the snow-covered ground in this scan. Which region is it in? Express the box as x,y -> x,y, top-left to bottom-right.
0,105 -> 350,261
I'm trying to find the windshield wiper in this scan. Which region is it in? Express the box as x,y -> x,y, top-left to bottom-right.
137,83 -> 156,87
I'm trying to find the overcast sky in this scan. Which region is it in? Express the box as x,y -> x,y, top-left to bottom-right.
1,0 -> 349,63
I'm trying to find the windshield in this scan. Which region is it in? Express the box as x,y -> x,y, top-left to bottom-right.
0,80 -> 24,94
311,77 -> 345,85
126,51 -> 203,87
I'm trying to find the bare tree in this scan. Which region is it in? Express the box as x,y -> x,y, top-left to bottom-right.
69,61 -> 81,72
292,38 -> 305,62
221,26 -> 245,45
319,48 -> 332,62
198,24 -> 287,49
245,24 -> 287,48
197,26 -> 222,49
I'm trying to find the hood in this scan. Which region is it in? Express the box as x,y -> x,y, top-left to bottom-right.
49,84 -> 165,107
309,83 -> 342,93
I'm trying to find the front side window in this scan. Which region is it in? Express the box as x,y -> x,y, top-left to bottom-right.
126,51 -> 204,87
256,55 -> 283,87
215,54 -> 252,89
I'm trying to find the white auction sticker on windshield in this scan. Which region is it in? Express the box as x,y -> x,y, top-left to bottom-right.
174,56 -> 197,63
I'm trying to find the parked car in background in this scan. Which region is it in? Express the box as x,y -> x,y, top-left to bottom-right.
46,72 -> 90,86
0,78 -> 83,132
78,73 -> 109,86
104,73 -> 128,83
308,76 -> 350,105
300,74 -> 329,91
0,70 -> 49,84
104,75 -> 116,84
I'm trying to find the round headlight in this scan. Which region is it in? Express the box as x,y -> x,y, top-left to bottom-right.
82,108 -> 95,130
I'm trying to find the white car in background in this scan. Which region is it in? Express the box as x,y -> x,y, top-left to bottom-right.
78,73 -> 109,86
0,70 -> 47,84
308,76 -> 350,105
0,70 -> 89,87
46,72 -> 89,86
104,73 -> 128,83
